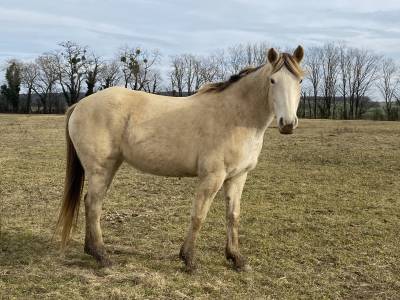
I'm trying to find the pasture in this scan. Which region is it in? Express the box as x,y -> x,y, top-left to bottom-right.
0,114 -> 399,299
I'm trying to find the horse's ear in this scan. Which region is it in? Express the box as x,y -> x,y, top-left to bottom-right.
267,48 -> 279,64
293,45 -> 304,63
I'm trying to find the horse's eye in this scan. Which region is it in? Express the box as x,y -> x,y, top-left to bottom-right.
300,79 -> 303,84
270,78 -> 275,84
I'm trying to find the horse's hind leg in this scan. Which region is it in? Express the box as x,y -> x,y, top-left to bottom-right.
84,160 -> 121,267
223,172 -> 251,271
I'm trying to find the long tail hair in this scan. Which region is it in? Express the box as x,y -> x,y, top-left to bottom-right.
56,104 -> 85,248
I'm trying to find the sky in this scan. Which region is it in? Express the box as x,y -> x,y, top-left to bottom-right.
0,0 -> 399,70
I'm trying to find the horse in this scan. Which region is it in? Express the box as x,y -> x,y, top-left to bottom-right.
56,46 -> 304,272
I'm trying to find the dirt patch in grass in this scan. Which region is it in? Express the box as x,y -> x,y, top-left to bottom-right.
1,115 -> 400,299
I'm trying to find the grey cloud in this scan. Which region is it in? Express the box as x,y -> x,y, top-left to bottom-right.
0,0 -> 399,66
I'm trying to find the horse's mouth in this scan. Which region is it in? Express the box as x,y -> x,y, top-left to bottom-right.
279,125 -> 294,135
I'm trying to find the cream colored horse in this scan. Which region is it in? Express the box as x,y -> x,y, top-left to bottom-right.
57,46 -> 304,272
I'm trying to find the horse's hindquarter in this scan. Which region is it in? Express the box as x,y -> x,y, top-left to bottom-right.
68,88 -> 132,171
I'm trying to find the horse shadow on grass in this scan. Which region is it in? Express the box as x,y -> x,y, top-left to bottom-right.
0,229 -> 229,275
0,230 -> 99,270
0,229 -> 180,271
0,230 -> 57,266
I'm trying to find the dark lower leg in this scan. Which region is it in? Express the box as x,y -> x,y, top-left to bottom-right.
179,216 -> 202,272
84,178 -> 111,267
225,216 -> 247,270
224,173 -> 249,271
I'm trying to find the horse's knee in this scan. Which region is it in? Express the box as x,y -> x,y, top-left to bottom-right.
191,215 -> 203,231
227,212 -> 240,226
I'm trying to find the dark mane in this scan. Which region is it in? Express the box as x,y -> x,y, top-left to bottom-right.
197,65 -> 263,94
197,52 -> 304,94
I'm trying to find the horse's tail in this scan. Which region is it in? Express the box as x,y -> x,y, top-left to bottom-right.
56,104 -> 85,249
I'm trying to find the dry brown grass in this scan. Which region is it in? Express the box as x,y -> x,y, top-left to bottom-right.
1,114 -> 400,299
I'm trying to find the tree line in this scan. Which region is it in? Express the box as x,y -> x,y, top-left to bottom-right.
1,41 -> 399,120
300,43 -> 400,120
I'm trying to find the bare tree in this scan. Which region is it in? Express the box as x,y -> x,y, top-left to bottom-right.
226,44 -> 247,74
396,92 -> 400,109
170,55 -> 185,96
119,46 -> 141,88
55,41 -> 88,106
197,51 -> 233,90
84,53 -> 103,96
118,47 -> 160,91
338,44 -> 352,119
304,47 -> 322,118
244,42 -> 268,66
183,54 -> 197,94
299,87 -> 312,118
377,58 -> 399,120
143,69 -> 162,93
33,55 -> 59,113
209,49 -> 229,81
170,51 -> 234,95
349,49 -> 379,118
99,60 -> 121,89
21,62 -> 39,113
134,49 -> 161,91
225,42 -> 268,74
320,43 -> 339,118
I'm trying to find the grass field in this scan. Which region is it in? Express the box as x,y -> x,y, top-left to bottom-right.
1,114 -> 399,299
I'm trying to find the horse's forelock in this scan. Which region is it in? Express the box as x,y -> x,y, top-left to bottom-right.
271,53 -> 304,78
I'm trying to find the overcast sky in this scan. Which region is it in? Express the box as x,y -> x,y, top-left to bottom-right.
0,0 -> 399,65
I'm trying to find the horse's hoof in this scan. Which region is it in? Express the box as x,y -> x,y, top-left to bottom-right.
179,246 -> 197,273
99,256 -> 113,268
178,246 -> 186,262
182,263 -> 197,274
84,243 -> 112,267
226,251 -> 250,272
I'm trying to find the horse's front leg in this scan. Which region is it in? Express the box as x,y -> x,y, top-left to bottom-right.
179,171 -> 226,272
223,172 -> 251,271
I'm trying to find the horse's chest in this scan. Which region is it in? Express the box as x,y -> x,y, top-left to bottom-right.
225,138 -> 263,177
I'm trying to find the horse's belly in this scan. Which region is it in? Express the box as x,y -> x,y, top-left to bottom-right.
122,137 -> 198,177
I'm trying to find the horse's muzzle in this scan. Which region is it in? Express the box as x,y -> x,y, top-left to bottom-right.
278,117 -> 296,135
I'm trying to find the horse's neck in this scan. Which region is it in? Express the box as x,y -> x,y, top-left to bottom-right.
223,66 -> 274,131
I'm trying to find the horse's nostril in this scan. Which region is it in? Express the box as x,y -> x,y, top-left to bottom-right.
279,117 -> 284,127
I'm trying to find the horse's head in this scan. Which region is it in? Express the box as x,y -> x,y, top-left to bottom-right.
267,46 -> 304,135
